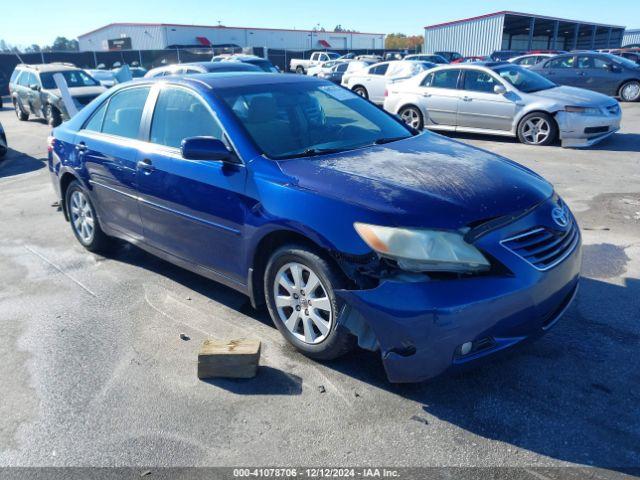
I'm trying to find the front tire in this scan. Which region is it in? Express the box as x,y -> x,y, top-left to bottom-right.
264,245 -> 354,360
619,80 -> 640,102
352,86 -> 368,99
45,104 -> 62,127
398,105 -> 424,130
517,112 -> 557,146
65,180 -> 113,253
14,99 -> 28,121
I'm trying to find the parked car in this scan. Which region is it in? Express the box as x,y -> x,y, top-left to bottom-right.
87,69 -> 118,88
144,62 -> 261,78
217,54 -> 279,72
0,121 -> 6,159
491,50 -> 526,61
404,54 -> 449,64
48,73 -> 581,383
111,65 -> 147,78
383,52 -> 404,61
384,63 -> 621,147
339,60 -> 378,87
290,51 -> 340,74
345,60 -> 435,104
508,54 -> 556,68
452,56 -> 490,64
317,61 -> 352,84
9,63 -> 106,126
530,52 -> 640,102
435,51 -> 463,62
610,50 -> 640,66
306,60 -> 346,77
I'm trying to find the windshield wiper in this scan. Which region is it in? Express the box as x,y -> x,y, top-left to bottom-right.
374,136 -> 410,145
285,147 -> 346,158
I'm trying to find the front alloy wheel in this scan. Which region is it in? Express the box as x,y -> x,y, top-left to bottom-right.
274,262 -> 333,344
264,245 -> 354,360
517,113 -> 557,146
620,81 -> 640,102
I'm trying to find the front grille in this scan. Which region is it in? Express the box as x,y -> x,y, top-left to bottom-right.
501,218 -> 579,271
584,126 -> 609,134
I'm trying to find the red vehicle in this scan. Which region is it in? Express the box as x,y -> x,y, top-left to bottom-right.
452,56 -> 489,63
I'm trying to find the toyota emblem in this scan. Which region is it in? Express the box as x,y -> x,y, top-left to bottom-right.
551,206 -> 569,228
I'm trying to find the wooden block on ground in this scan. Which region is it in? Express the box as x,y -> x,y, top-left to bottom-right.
198,339 -> 261,379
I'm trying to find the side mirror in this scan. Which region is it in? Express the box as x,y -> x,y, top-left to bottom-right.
494,84 -> 507,95
609,64 -> 622,73
181,137 -> 236,162
29,84 -> 40,91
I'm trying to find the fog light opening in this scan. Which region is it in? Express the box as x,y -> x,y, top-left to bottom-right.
460,342 -> 473,356
456,337 -> 495,358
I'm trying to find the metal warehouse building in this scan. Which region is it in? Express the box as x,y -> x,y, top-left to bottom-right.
78,23 -> 385,52
424,11 -> 626,56
623,29 -> 640,47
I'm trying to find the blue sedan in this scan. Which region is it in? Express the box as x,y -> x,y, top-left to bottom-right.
48,73 -> 581,382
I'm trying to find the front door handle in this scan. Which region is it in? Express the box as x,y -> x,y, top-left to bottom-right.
462,96 -> 473,102
422,92 -> 431,97
75,142 -> 87,153
137,158 -> 155,173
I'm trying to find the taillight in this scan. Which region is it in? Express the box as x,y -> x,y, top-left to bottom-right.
47,135 -> 55,153
384,89 -> 388,97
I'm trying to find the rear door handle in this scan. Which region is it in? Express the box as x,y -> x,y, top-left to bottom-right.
422,92 -> 431,97
137,158 -> 155,173
462,96 -> 473,102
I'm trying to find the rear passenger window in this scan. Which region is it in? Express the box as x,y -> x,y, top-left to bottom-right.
369,64 -> 389,75
546,57 -> 574,69
101,87 -> 150,139
463,70 -> 497,93
150,87 -> 223,149
423,69 -> 460,89
84,101 -> 108,132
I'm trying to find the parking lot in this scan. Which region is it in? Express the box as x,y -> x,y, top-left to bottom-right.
0,99 -> 639,472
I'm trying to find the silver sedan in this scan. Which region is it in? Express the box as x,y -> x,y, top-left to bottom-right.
384,63 -> 622,147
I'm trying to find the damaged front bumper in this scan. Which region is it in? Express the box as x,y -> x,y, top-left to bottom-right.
335,201 -> 582,383
556,110 -> 621,148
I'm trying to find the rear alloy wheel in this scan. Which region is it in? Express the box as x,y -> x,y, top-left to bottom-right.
517,112 -> 557,146
14,100 -> 29,121
352,86 -> 368,99
264,246 -> 354,360
65,180 -> 113,252
619,80 -> 640,102
398,106 -> 424,130
45,104 -> 62,127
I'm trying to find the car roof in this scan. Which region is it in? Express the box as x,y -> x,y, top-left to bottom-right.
136,72 -> 320,91
15,63 -> 79,72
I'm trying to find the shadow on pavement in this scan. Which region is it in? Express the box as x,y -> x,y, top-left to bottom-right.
104,241 -> 640,470
203,366 -> 303,395
590,133 -> 640,153
0,148 -> 46,178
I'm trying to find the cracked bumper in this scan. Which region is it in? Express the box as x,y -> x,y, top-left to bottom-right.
556,111 -> 621,148
336,238 -> 582,383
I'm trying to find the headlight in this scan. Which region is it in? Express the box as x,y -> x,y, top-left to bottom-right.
354,223 -> 490,273
565,106 -> 602,116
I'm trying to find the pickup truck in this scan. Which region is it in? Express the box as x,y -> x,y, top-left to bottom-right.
290,51 -> 340,74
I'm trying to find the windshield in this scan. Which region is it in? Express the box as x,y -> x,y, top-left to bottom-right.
606,54 -> 639,69
40,70 -> 100,89
247,59 -> 279,72
218,82 -> 413,159
493,65 -> 556,93
326,53 -> 340,60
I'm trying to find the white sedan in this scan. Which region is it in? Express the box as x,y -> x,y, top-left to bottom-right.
306,60 -> 346,77
343,61 -> 436,105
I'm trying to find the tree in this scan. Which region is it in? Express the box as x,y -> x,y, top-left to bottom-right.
385,33 -> 424,51
0,40 -> 9,52
50,36 -> 79,52
25,44 -> 41,53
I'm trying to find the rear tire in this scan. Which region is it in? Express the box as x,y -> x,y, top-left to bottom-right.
517,112 -> 557,146
0,133 -> 7,159
296,66 -> 305,74
352,86 -> 368,99
14,99 -> 28,121
398,105 -> 424,130
264,245 -> 354,361
65,180 -> 113,253
619,80 -> 640,102
45,104 -> 62,127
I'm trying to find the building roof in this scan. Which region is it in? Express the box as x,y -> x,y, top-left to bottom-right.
78,22 -> 385,39
425,11 -> 625,30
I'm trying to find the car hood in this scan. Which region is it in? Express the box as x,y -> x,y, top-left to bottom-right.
531,85 -> 615,106
277,133 -> 553,230
46,86 -> 107,98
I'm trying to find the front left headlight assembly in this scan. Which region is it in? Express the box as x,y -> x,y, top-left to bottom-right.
354,222 -> 491,273
565,105 -> 602,116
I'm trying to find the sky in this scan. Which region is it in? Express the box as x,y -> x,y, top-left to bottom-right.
2,0 -> 638,48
